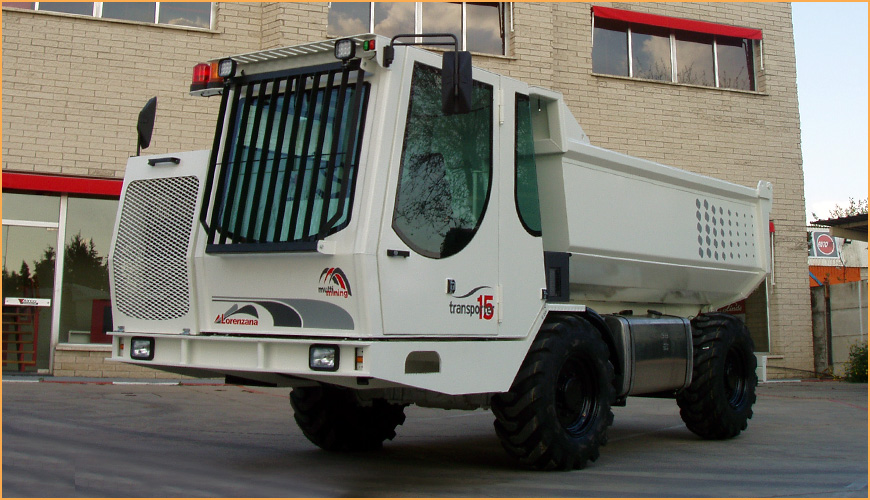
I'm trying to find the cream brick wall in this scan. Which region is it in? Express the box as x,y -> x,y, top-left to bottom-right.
1,3 -> 265,178
53,348 -> 197,379
2,2 -> 810,378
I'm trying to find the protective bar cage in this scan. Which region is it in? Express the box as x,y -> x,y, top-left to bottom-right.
200,60 -> 370,253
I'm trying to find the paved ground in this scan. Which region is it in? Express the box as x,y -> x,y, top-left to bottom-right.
2,377 -> 867,497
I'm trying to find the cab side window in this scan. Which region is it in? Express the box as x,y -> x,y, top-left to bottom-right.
393,62 -> 493,258
515,94 -> 541,236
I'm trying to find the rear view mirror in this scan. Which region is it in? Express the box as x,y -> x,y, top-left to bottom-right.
442,51 -> 472,115
137,96 -> 157,156
383,34 -> 473,116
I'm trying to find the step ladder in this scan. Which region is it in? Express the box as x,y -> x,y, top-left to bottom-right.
2,306 -> 39,372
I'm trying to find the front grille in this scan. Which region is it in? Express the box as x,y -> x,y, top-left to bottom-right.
113,176 -> 199,321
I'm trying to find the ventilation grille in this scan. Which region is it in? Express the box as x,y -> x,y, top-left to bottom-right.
113,176 -> 199,321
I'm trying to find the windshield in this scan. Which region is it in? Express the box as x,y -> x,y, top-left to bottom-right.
202,63 -> 369,252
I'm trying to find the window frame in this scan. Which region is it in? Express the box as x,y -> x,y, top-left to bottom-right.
16,2 -> 214,29
592,9 -> 759,92
327,2 -> 508,56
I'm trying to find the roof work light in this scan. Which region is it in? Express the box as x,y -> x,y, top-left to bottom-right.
217,58 -> 236,79
334,38 -> 356,63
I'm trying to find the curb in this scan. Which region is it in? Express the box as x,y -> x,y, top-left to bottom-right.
2,376 -> 226,386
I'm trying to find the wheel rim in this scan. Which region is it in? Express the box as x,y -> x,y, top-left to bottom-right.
555,356 -> 600,436
724,346 -> 749,408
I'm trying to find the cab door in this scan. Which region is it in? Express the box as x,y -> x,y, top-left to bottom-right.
496,79 -> 548,339
377,51 -> 500,336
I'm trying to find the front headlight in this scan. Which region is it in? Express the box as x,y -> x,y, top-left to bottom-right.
309,345 -> 339,371
130,337 -> 155,361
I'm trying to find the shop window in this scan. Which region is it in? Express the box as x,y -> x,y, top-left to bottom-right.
2,2 -> 212,29
328,2 -> 506,56
392,63 -> 493,258
59,197 -> 118,344
592,6 -> 759,91
1,192 -> 60,223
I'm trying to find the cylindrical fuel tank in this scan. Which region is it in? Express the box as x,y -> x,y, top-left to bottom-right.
604,314 -> 693,397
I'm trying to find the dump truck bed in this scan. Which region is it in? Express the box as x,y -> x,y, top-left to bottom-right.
534,107 -> 772,312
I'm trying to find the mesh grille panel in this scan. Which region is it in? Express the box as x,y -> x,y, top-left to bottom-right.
113,176 -> 199,321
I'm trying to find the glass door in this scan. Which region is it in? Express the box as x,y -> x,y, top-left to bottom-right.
2,224 -> 58,372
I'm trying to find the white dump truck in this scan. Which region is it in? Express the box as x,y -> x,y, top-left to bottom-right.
109,34 -> 772,470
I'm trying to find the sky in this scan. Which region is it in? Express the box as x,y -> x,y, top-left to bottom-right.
792,2 -> 869,222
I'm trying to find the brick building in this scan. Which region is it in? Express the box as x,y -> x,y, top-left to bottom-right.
1,2 -> 810,379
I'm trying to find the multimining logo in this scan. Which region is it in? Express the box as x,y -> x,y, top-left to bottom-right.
319,268 -> 352,299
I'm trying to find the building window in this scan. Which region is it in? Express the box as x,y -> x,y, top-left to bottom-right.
592,6 -> 760,91
328,2 -> 506,56
2,2 -> 212,29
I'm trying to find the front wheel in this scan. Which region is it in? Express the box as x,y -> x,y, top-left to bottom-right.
491,316 -> 615,470
290,384 -> 407,451
677,313 -> 757,439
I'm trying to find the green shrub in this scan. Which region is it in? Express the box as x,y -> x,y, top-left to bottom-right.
844,342 -> 868,382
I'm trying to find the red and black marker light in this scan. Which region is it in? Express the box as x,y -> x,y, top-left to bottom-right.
190,62 -> 211,91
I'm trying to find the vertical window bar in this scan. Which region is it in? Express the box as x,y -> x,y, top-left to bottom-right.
259,74 -> 296,243
750,40 -> 758,91
322,66 -> 367,236
712,37 -> 720,88
208,87 -> 243,245
317,67 -> 351,235
461,3 -> 467,51
301,69 -> 339,240
670,32 -> 678,83
287,71 -> 325,241
231,80 -> 270,242
218,83 -> 255,245
627,27 -> 633,78
415,2 -> 423,43
200,84 -> 230,230
275,73 -> 313,240
245,77 -> 283,242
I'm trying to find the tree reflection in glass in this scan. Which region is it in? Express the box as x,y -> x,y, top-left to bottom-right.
393,63 -> 493,258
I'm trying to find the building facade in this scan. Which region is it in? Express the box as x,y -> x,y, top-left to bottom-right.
1,2 -> 810,379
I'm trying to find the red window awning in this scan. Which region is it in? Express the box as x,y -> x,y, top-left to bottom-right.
593,6 -> 763,40
2,172 -> 122,197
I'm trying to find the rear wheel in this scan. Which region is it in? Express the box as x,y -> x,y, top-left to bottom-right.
677,313 -> 757,439
290,384 -> 407,451
491,316 -> 615,470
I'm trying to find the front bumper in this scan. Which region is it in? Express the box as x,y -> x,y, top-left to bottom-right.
111,332 -> 532,395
